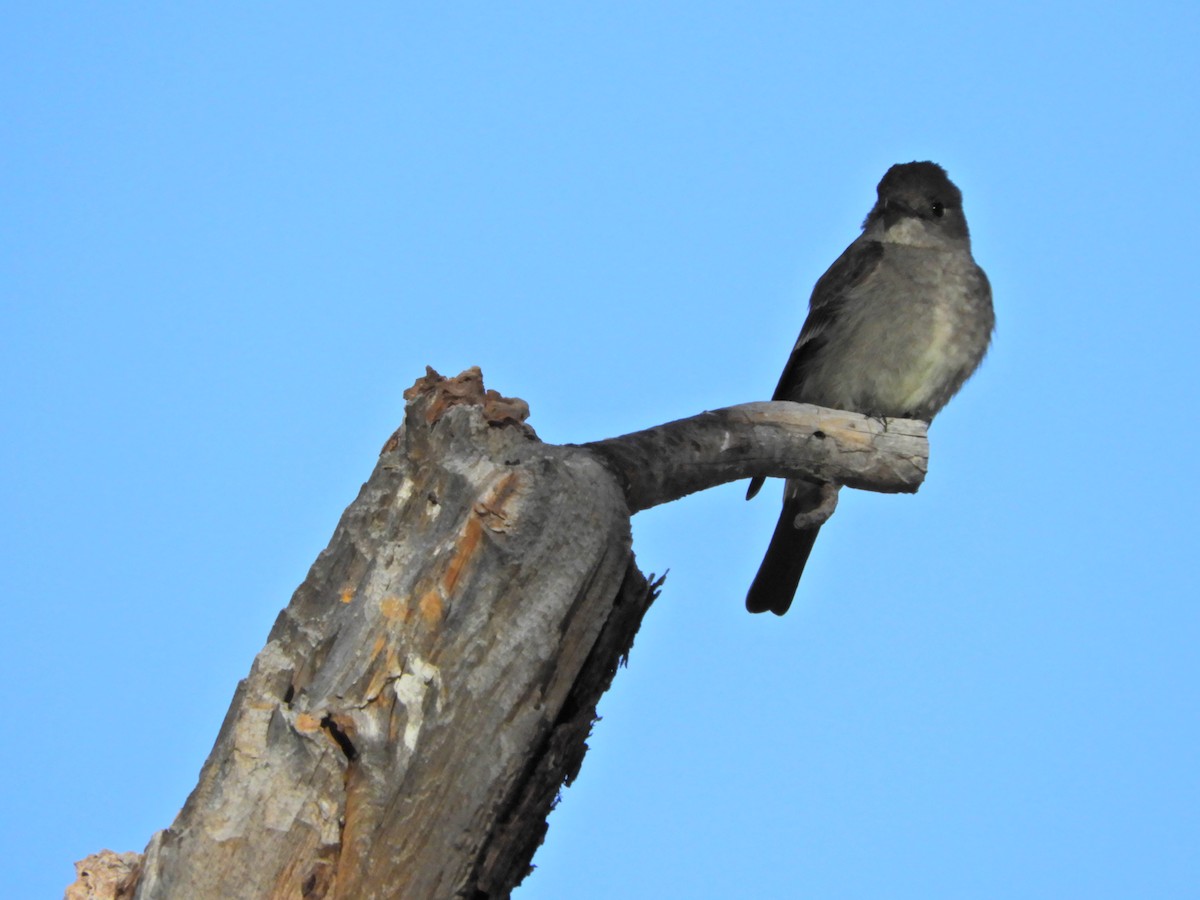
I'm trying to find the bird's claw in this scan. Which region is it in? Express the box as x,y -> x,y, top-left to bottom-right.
791,483 -> 840,529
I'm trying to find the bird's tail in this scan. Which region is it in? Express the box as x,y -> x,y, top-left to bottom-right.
745,495 -> 820,616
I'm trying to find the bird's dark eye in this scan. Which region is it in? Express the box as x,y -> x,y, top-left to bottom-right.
931,201 -> 945,218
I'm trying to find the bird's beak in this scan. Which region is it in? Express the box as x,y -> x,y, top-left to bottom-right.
881,196 -> 919,226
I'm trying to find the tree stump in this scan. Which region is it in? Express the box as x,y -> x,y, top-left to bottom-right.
68,366 -> 928,900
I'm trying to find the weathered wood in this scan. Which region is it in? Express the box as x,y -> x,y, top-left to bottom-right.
583,401 -> 928,512
66,850 -> 141,900
71,367 -> 931,900
131,369 -> 652,900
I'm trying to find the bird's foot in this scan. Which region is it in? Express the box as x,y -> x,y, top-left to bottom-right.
791,483 -> 840,529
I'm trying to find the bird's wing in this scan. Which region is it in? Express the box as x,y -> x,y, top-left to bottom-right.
770,237 -> 885,401
746,238 -> 884,501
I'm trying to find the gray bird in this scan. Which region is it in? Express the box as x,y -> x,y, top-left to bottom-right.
746,161 -> 994,615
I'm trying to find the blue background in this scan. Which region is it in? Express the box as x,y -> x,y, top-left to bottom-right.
4,5 -> 1198,897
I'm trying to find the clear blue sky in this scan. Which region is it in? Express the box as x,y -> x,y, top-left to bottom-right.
4,5 -> 1198,898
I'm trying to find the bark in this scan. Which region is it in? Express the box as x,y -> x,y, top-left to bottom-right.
70,366 -> 929,900
581,400 -> 927,512
66,851 -> 141,900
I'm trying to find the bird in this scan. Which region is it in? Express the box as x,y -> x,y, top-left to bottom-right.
745,161 -> 994,616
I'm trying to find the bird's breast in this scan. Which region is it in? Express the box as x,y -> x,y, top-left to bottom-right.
797,246 -> 992,419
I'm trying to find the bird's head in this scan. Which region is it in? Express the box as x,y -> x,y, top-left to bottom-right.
864,161 -> 970,245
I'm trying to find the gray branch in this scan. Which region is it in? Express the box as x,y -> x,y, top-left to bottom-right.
583,400 -> 928,512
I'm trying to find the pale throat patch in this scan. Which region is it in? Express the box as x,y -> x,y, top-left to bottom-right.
882,216 -> 942,248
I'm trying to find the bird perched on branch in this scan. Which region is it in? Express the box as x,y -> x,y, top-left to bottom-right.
746,161 -> 994,615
